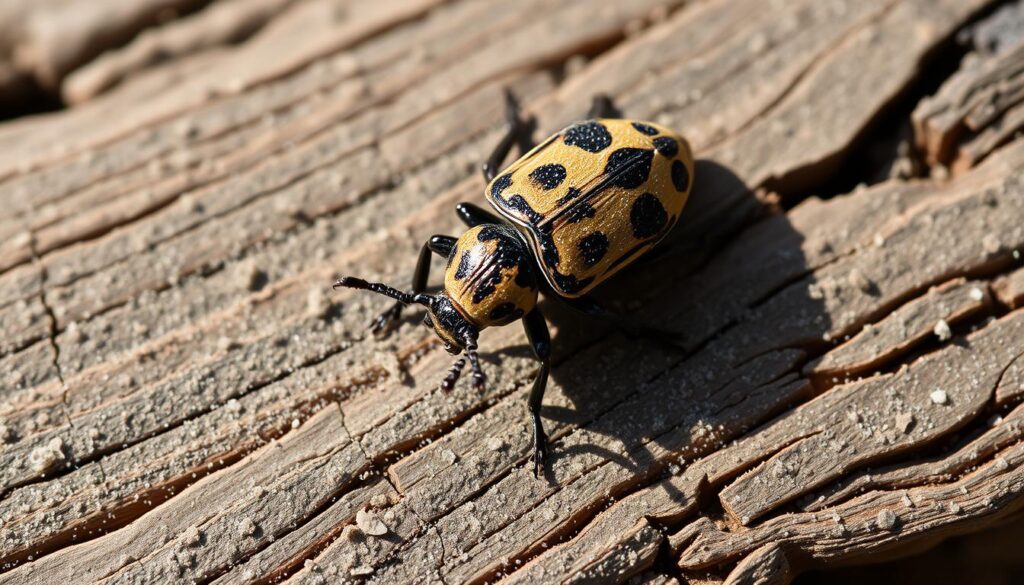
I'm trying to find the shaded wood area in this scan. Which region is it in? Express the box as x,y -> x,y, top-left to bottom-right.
2,0 -> 1024,583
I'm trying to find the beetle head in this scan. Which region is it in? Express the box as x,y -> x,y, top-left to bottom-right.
333,276 -> 486,391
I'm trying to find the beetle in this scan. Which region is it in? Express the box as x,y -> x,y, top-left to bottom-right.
334,92 -> 694,476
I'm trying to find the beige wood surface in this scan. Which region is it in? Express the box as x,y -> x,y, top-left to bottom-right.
2,0 -> 1024,583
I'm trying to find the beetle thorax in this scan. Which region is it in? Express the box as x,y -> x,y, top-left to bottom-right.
443,224 -> 539,328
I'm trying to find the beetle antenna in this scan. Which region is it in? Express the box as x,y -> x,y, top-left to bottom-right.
333,276 -> 433,307
440,357 -> 466,392
463,332 -> 485,390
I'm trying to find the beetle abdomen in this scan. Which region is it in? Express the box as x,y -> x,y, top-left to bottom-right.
484,118 -> 693,298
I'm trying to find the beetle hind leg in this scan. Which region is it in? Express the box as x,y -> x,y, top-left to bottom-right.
482,89 -> 534,182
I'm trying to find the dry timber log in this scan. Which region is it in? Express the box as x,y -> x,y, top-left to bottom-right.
1,0 -> 1023,583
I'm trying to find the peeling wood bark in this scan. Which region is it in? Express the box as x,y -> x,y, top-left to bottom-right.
1,0 -> 1023,583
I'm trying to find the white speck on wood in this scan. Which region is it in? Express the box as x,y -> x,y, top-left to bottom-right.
29,438 -> 65,473
876,509 -> 897,530
356,509 -> 388,536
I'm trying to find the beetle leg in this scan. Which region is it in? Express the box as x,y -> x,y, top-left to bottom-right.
482,89 -> 533,182
522,309 -> 552,479
587,93 -> 622,119
455,202 -> 502,227
369,235 -> 456,336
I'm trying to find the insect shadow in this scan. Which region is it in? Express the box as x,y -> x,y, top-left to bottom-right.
512,158 -> 831,496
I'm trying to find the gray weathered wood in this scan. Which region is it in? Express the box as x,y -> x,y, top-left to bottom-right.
2,0 -> 1023,583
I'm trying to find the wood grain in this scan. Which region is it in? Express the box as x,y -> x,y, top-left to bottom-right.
1,0 -> 1022,582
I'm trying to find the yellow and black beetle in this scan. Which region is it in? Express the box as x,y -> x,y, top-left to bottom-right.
335,93 -> 694,476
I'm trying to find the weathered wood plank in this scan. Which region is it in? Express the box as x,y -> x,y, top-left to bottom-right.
676,439 -> 1024,574
804,278 -> 991,380
210,478 -> 396,584
1,404 -> 368,583
11,0 -> 209,90
1,0 -> 1022,582
62,0 -> 297,104
721,310 -> 1024,524
0,0 -> 449,179
803,400 -> 1024,513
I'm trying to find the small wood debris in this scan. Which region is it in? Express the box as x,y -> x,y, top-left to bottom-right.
356,509 -> 388,536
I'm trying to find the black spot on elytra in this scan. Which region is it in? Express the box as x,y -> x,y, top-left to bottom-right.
578,232 -> 609,267
556,187 -> 582,206
563,121 -> 612,153
454,250 -> 472,279
605,148 -> 654,189
552,271 -> 593,295
653,136 -> 678,158
539,232 -> 560,269
491,174 -> 512,198
632,122 -> 658,136
671,160 -> 690,192
631,193 -> 668,239
565,201 -> 596,224
529,164 -> 566,190
488,302 -> 524,324
503,194 -> 542,224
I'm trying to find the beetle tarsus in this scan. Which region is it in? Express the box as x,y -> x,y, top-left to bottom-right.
532,427 -> 548,479
464,337 -> 486,391
440,357 -> 467,391
471,371 -> 486,390
333,276 -> 365,290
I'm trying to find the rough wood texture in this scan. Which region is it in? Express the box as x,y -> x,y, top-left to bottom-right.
914,2 -> 1024,171
2,0 -> 1024,583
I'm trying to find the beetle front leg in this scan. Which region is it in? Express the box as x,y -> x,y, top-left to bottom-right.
523,309 -> 552,478
369,235 -> 455,336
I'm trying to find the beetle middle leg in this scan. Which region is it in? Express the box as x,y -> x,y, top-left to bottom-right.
483,89 -> 534,182
522,308 -> 552,478
369,234 -> 456,336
